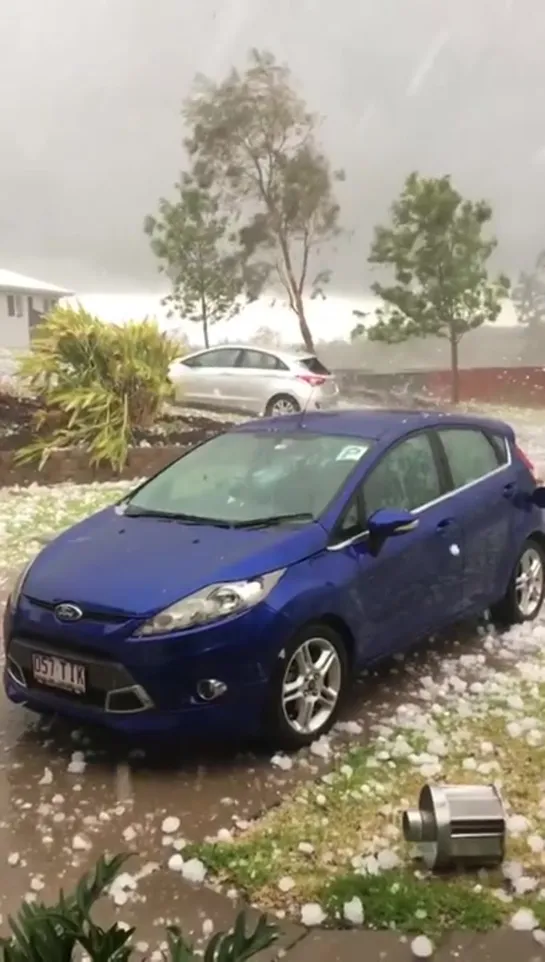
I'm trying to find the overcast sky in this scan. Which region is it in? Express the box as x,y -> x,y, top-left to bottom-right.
2,0 -> 545,293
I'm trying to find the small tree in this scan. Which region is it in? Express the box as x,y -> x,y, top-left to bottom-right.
183,49 -> 343,352
366,172 -> 510,403
145,174 -> 261,348
350,308 -> 370,342
251,325 -> 282,348
350,323 -> 366,343
513,250 -> 545,361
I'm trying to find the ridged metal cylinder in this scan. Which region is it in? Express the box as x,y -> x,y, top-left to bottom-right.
402,784 -> 506,870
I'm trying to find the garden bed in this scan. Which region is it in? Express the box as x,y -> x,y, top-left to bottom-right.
0,392 -> 236,486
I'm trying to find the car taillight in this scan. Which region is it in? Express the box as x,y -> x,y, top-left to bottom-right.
297,374 -> 327,387
515,443 -> 536,478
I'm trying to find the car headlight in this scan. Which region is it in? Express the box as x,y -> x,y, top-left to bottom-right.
9,559 -> 33,611
134,569 -> 285,637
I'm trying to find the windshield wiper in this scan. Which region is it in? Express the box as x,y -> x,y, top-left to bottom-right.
123,507 -> 232,528
233,512 -> 315,529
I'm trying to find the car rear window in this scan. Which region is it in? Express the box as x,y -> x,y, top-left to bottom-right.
488,432 -> 508,464
438,428 -> 503,489
298,356 -> 331,375
239,349 -> 287,370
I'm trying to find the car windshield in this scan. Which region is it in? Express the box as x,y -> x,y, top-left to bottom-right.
125,431 -> 373,526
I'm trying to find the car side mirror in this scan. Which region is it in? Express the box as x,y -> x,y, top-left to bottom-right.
531,487 -> 545,509
368,507 -> 419,538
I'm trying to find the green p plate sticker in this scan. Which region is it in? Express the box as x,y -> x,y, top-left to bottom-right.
336,444 -> 368,462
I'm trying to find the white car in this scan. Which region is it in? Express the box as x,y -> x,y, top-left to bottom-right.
168,345 -> 340,416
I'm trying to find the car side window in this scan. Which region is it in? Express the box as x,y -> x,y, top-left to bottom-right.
337,497 -> 361,539
239,350 -> 286,370
181,355 -> 201,368
363,433 -> 441,515
438,428 -> 503,489
488,432 -> 508,465
193,349 -> 241,368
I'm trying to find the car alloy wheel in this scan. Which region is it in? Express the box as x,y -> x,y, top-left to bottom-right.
491,537 -> 545,626
281,636 -> 343,736
267,395 -> 300,416
515,544 -> 545,618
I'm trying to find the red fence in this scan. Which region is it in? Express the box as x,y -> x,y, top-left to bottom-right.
423,367 -> 545,406
336,367 -> 545,407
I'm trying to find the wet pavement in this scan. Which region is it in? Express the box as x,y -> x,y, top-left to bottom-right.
282,929 -> 545,961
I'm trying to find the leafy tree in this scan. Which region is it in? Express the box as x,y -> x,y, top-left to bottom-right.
183,48 -> 343,352
251,325 -> 282,348
350,308 -> 370,342
145,174 -> 263,348
366,172 -> 510,402
513,250 -> 545,361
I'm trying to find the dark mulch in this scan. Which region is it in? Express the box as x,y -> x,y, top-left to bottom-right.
0,392 -> 232,452
0,392 -> 41,449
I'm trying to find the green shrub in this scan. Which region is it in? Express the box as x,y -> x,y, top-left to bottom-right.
16,305 -> 182,471
0,855 -> 278,961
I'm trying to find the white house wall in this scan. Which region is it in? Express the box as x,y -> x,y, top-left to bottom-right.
0,294 -> 29,349
0,292 -> 55,350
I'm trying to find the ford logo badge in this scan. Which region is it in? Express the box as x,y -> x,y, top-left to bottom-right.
55,603 -> 83,623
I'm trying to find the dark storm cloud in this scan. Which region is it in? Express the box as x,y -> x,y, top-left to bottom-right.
1,0 -> 544,290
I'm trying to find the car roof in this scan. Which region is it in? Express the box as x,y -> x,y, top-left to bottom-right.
184,344 -> 317,363
233,407 -> 514,442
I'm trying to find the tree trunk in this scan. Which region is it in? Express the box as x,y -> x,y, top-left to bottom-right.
449,335 -> 459,404
276,232 -> 315,351
200,295 -> 209,348
293,291 -> 314,352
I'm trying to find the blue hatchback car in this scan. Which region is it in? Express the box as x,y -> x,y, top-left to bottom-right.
4,408 -> 545,748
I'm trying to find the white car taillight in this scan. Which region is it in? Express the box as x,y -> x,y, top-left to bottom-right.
296,374 -> 328,387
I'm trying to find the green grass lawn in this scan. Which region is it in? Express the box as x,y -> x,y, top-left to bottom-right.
191,620 -> 545,936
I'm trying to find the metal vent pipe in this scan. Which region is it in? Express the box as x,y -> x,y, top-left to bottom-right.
402,784 -> 506,870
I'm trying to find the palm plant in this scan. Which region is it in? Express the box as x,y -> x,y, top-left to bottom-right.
0,855 -> 277,962
16,305 -> 182,471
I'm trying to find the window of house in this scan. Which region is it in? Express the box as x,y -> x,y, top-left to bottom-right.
438,428 -> 504,489
7,294 -> 23,317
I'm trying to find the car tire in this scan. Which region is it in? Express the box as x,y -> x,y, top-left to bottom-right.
490,537 -> 545,626
263,622 -> 349,749
265,394 -> 301,417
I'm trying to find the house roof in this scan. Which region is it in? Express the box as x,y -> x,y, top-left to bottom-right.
0,269 -> 73,296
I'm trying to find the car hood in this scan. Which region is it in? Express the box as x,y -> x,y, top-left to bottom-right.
23,507 -> 327,618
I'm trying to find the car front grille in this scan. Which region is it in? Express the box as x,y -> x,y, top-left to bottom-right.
7,636 -> 153,714
25,596 -> 128,624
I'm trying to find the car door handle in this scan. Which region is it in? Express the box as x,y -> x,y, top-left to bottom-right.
436,518 -> 455,531
503,482 -> 516,499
